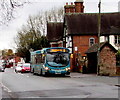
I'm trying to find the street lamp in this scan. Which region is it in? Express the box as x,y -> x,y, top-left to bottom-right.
97,0 -> 101,75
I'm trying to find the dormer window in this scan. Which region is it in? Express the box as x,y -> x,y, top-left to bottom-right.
89,37 -> 95,47
114,35 -> 120,45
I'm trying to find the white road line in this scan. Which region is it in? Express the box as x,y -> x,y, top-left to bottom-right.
1,83 -> 11,92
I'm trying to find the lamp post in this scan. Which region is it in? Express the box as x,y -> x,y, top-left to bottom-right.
97,0 -> 101,75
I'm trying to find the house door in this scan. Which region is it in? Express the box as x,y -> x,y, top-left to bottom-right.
87,53 -> 97,74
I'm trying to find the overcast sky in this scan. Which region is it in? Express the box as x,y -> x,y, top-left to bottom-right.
0,0 -> 119,51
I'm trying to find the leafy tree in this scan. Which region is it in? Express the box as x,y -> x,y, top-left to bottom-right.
6,49 -> 13,56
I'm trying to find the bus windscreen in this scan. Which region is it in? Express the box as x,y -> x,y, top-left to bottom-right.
46,52 -> 69,67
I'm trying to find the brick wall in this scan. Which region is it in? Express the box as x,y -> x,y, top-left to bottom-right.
73,35 -> 98,56
99,46 -> 116,76
116,66 -> 120,75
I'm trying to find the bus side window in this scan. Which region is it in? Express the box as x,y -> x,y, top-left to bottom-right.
36,54 -> 41,64
35,57 -> 37,64
40,54 -> 43,63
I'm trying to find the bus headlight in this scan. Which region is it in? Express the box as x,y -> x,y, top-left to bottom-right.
65,67 -> 70,71
44,67 -> 49,70
43,65 -> 49,70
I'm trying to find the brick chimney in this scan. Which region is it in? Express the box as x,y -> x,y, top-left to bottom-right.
74,0 -> 84,13
64,2 -> 70,13
69,2 -> 75,13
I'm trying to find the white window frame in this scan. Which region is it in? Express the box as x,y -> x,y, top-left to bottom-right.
89,37 -> 95,47
114,35 -> 120,45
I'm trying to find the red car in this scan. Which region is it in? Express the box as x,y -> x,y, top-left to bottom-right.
21,63 -> 30,73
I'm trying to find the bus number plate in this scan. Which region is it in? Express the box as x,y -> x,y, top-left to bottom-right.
55,71 -> 61,74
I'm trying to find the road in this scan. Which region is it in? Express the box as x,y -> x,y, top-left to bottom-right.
0,68 -> 119,99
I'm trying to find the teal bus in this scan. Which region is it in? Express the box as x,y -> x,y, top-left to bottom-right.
30,47 -> 70,76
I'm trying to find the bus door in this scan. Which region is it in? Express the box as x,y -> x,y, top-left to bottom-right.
35,53 -> 45,73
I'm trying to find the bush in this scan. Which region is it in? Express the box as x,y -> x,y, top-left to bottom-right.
116,50 -> 120,66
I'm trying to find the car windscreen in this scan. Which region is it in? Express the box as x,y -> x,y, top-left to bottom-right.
46,52 -> 69,67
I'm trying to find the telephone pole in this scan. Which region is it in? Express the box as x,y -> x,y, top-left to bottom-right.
97,0 -> 101,75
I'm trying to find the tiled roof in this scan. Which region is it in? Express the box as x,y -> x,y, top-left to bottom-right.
47,22 -> 63,42
85,42 -> 117,54
65,12 -> 120,35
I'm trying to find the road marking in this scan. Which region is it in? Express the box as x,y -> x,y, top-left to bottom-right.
1,83 -> 11,92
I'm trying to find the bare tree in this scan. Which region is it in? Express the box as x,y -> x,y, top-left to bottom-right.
15,7 -> 64,50
14,7 -> 64,61
0,0 -> 29,25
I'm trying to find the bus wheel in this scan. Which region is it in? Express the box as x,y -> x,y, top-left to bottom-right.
40,69 -> 43,76
44,73 -> 48,77
33,69 -> 35,75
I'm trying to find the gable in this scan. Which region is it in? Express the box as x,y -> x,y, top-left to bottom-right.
85,42 -> 117,54
47,22 -> 63,42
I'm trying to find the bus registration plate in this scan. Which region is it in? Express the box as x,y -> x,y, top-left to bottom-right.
55,71 -> 61,74
52,69 -> 63,74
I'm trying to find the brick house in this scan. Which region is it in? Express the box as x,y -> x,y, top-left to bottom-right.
64,12 -> 120,72
86,42 -> 117,76
64,13 -> 99,72
47,22 -> 64,47
64,12 -> 120,54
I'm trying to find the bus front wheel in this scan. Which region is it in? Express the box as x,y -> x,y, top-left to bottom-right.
40,69 -> 43,76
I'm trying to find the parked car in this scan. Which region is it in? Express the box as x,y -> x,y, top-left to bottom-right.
15,63 -> 23,73
0,65 -> 5,72
21,63 -> 30,73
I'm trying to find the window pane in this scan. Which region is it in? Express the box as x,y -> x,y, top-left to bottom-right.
89,38 -> 95,46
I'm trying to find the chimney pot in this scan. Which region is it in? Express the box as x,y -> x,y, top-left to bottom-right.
71,2 -> 73,5
66,2 -> 68,5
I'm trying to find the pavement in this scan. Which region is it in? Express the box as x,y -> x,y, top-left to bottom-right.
70,72 -> 97,78
70,72 -> 120,86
